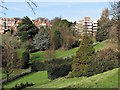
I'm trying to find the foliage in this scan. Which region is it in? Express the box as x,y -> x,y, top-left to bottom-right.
50,17 -> 76,50
51,29 -> 62,50
12,82 -> 34,90
70,47 -> 118,77
96,22 -> 111,42
80,34 -> 93,45
32,27 -> 50,51
2,35 -> 21,81
91,48 -> 118,74
31,62 -> 46,72
71,35 -> 95,77
46,58 -> 73,80
96,8 -> 111,42
47,64 -> 71,80
21,51 -> 30,69
17,16 -> 39,42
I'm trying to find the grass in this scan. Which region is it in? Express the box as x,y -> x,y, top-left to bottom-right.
4,68 -> 119,89
93,39 -> 109,52
31,39 -> 109,61
34,68 -> 119,88
31,47 -> 79,61
3,71 -> 49,89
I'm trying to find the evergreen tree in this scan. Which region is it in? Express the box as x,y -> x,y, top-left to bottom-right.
17,16 -> 39,42
71,34 -> 95,77
32,27 -> 50,51
52,30 -> 62,50
96,8 -> 111,42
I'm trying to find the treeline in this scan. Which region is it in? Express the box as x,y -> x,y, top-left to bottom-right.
17,17 -> 78,52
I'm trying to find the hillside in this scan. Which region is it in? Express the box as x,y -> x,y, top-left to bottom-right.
35,68 -> 119,88
4,68 -> 119,89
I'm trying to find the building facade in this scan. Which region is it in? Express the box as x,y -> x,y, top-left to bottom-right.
0,18 -> 21,34
0,17 -> 52,34
32,17 -> 52,28
74,17 -> 98,36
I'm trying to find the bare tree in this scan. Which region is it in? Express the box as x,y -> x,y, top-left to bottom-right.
2,35 -> 21,81
110,1 -> 120,20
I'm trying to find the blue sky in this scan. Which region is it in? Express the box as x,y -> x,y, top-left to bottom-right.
0,2 -> 111,22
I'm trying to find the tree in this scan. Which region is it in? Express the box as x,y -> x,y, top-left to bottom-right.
51,30 -> 62,50
32,27 -> 50,51
70,35 -> 95,77
2,35 -> 21,81
17,16 -> 39,42
96,8 -> 111,42
50,18 -> 75,50
110,1 -> 120,66
21,51 -> 30,69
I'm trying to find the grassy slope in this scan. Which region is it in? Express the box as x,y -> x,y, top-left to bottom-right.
31,47 -> 79,61
35,68 -> 119,88
93,39 -> 109,52
4,68 -> 119,88
31,39 -> 109,61
4,71 -> 49,88
18,39 -> 109,62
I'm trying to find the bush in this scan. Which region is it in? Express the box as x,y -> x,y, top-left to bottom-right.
11,82 -> 34,90
47,64 -> 71,80
70,48 -> 118,77
31,62 -> 46,72
46,58 -> 73,80
21,51 -> 30,69
30,58 -> 73,79
90,48 -> 118,75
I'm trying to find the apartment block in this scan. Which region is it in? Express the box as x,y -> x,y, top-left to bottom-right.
32,17 -> 52,28
0,18 -> 21,34
75,17 -> 98,36
0,17 -> 52,34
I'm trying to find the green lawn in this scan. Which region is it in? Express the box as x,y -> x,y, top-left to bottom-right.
31,47 -> 79,61
4,68 -> 119,89
35,68 -> 119,88
93,39 -> 109,52
4,71 -> 49,89
31,40 -> 109,61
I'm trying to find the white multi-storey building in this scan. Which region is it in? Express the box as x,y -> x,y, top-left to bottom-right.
75,17 -> 98,36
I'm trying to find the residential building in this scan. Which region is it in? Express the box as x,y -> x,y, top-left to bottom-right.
32,17 -> 52,28
0,18 -> 21,34
74,17 -> 98,36
0,17 -> 52,34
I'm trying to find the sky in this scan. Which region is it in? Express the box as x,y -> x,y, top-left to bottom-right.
0,1 -> 112,22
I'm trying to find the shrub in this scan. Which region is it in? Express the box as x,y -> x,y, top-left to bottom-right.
12,82 -> 34,90
47,64 -> 71,80
31,62 -> 46,72
70,48 -> 118,77
46,58 -> 73,80
21,51 -> 30,69
71,44 -> 95,77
